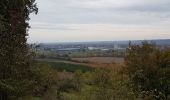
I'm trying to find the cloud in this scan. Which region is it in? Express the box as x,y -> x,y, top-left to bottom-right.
30,0 -> 170,25
58,0 -> 170,12
31,23 -> 73,30
29,0 -> 170,42
28,23 -> 170,43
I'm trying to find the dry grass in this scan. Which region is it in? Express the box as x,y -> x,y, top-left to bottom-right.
71,57 -> 124,71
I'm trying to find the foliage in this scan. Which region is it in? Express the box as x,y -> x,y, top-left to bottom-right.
0,0 -> 38,99
87,68 -> 138,100
30,63 -> 58,97
17,63 -> 59,100
35,48 -> 125,59
72,70 -> 84,91
61,68 -> 139,100
125,41 -> 170,99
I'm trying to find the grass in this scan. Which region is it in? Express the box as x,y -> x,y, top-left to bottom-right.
71,57 -> 124,64
36,61 -> 95,72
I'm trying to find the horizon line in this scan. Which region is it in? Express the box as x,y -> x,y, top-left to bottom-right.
28,38 -> 170,44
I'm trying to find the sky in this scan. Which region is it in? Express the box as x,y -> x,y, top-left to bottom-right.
28,0 -> 170,43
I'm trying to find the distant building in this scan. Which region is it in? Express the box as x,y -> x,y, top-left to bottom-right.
113,44 -> 126,50
57,48 -> 81,51
88,47 -> 110,51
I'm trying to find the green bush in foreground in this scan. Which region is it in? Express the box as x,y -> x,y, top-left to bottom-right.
62,68 -> 139,100
125,42 -> 170,100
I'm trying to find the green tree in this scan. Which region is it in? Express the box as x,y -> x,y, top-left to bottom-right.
125,42 -> 170,100
31,63 -> 58,100
72,70 -> 83,91
91,68 -> 114,100
0,0 -> 38,99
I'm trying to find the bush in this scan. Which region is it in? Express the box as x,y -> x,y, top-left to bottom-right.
30,63 -> 58,97
125,42 -> 170,99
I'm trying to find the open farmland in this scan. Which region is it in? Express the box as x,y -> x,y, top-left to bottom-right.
71,57 -> 124,64
35,60 -> 94,72
36,57 -> 124,72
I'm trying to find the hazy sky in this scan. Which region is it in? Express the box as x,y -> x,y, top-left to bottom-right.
29,0 -> 170,43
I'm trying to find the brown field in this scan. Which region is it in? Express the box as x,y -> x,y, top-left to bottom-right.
71,57 -> 124,71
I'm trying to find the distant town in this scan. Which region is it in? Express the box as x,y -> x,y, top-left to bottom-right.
36,39 -> 170,52
33,39 -> 170,59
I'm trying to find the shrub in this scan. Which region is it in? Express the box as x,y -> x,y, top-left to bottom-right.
125,42 -> 170,99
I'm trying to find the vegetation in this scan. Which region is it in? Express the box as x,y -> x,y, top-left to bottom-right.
125,42 -> 170,100
35,49 -> 125,59
58,68 -> 138,100
0,0 -> 38,99
36,61 -> 94,72
0,0 -> 169,100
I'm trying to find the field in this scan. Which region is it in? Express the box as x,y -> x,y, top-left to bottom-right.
36,61 -> 94,72
36,57 -> 124,73
34,57 -> 132,100
71,57 -> 124,64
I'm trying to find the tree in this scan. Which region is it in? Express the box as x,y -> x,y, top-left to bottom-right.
0,0 -> 38,99
72,70 -> 83,91
31,63 -> 58,99
125,41 -> 170,100
90,68 -> 114,100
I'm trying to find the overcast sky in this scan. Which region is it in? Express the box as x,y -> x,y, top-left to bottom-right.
28,0 -> 170,43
